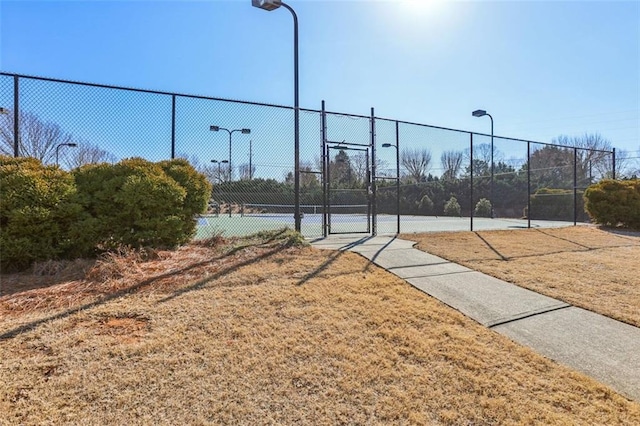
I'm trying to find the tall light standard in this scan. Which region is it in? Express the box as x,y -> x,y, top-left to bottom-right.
209,126 -> 251,181
252,0 -> 301,232
382,142 -> 400,234
472,109 -> 494,218
55,142 -> 77,166
211,159 -> 229,183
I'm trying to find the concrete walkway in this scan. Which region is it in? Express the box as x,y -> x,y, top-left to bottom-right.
310,234 -> 640,402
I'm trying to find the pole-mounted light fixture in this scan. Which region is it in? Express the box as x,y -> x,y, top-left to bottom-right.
209,125 -> 251,183
55,142 -> 77,166
382,142 -> 400,234
252,0 -> 301,232
472,109 -> 494,218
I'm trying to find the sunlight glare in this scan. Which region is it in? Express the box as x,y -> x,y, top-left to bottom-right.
400,0 -> 445,15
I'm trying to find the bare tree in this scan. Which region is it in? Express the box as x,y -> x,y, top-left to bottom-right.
462,143 -> 504,175
350,151 -> 388,183
401,148 -> 432,183
0,111 -> 73,163
238,163 -> 256,180
440,150 -> 463,181
63,141 -> 116,169
554,133 -> 614,180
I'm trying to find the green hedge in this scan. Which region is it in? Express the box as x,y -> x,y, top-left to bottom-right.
529,188 -> 586,222
74,158 -> 193,250
158,158 -> 212,239
0,156 -> 86,272
1,157 -> 211,272
584,179 -> 640,230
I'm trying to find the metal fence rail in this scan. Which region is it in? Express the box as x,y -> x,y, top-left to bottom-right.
0,72 -> 617,238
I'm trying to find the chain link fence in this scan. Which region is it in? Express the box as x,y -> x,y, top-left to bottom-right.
0,72 -> 617,238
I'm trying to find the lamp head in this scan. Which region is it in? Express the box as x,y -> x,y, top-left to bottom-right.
68,143 -> 78,147
382,143 -> 392,148
241,128 -> 251,134
472,109 -> 487,117
210,125 -> 220,132
252,0 -> 281,11
221,160 -> 229,164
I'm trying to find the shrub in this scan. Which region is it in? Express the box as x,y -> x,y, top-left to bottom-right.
73,158 -> 189,250
0,156 -> 85,272
584,179 -> 640,230
474,198 -> 492,217
443,196 -> 461,217
417,194 -> 434,215
158,158 -> 212,238
529,188 -> 586,222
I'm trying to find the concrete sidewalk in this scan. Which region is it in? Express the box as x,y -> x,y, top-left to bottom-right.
310,234 -> 640,402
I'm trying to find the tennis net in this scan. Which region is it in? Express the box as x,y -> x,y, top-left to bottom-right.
241,203 -> 370,217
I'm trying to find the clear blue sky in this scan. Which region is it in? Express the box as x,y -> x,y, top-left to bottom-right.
1,0 -> 638,174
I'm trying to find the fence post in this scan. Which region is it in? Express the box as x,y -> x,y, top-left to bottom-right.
573,147 -> 578,226
13,75 -> 19,157
171,95 -> 176,159
395,120 -> 400,234
612,148 -> 616,180
470,133 -> 474,232
321,100 -> 327,237
527,141 -> 531,229
370,107 -> 377,236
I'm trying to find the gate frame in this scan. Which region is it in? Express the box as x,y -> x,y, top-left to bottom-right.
321,102 -> 376,236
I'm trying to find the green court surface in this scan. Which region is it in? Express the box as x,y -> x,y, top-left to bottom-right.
195,213 -> 579,240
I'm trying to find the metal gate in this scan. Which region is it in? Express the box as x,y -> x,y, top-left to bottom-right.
320,102 -> 377,236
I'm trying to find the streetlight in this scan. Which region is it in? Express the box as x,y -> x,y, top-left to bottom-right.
55,142 -> 77,166
472,109 -> 494,218
252,0 -> 301,232
211,159 -> 229,183
209,126 -> 250,181
382,143 -> 400,234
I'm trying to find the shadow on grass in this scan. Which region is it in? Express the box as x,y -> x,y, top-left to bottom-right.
297,235 -> 398,286
0,230 -> 292,341
457,229 -> 640,264
596,226 -> 640,240
473,233 -> 509,261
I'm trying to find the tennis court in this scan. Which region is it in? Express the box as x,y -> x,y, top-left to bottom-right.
195,205 -> 578,239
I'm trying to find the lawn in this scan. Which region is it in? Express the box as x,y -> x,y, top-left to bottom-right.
1,229 -> 639,424
402,226 -> 640,328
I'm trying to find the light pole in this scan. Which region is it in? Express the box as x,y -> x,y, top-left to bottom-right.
382,142 -> 400,234
209,126 -> 250,182
248,139 -> 253,180
252,0 -> 301,232
472,109 -> 494,218
55,142 -> 77,166
211,159 -> 229,183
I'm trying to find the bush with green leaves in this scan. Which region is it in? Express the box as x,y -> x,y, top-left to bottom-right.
0,156 -> 85,272
443,196 -> 461,217
474,198 -> 492,217
417,194 -> 434,215
584,179 -> 640,230
158,158 -> 212,238
73,158 -> 201,250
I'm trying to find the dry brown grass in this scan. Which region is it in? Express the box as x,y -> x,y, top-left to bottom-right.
1,229 -> 639,424
402,226 -> 640,328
